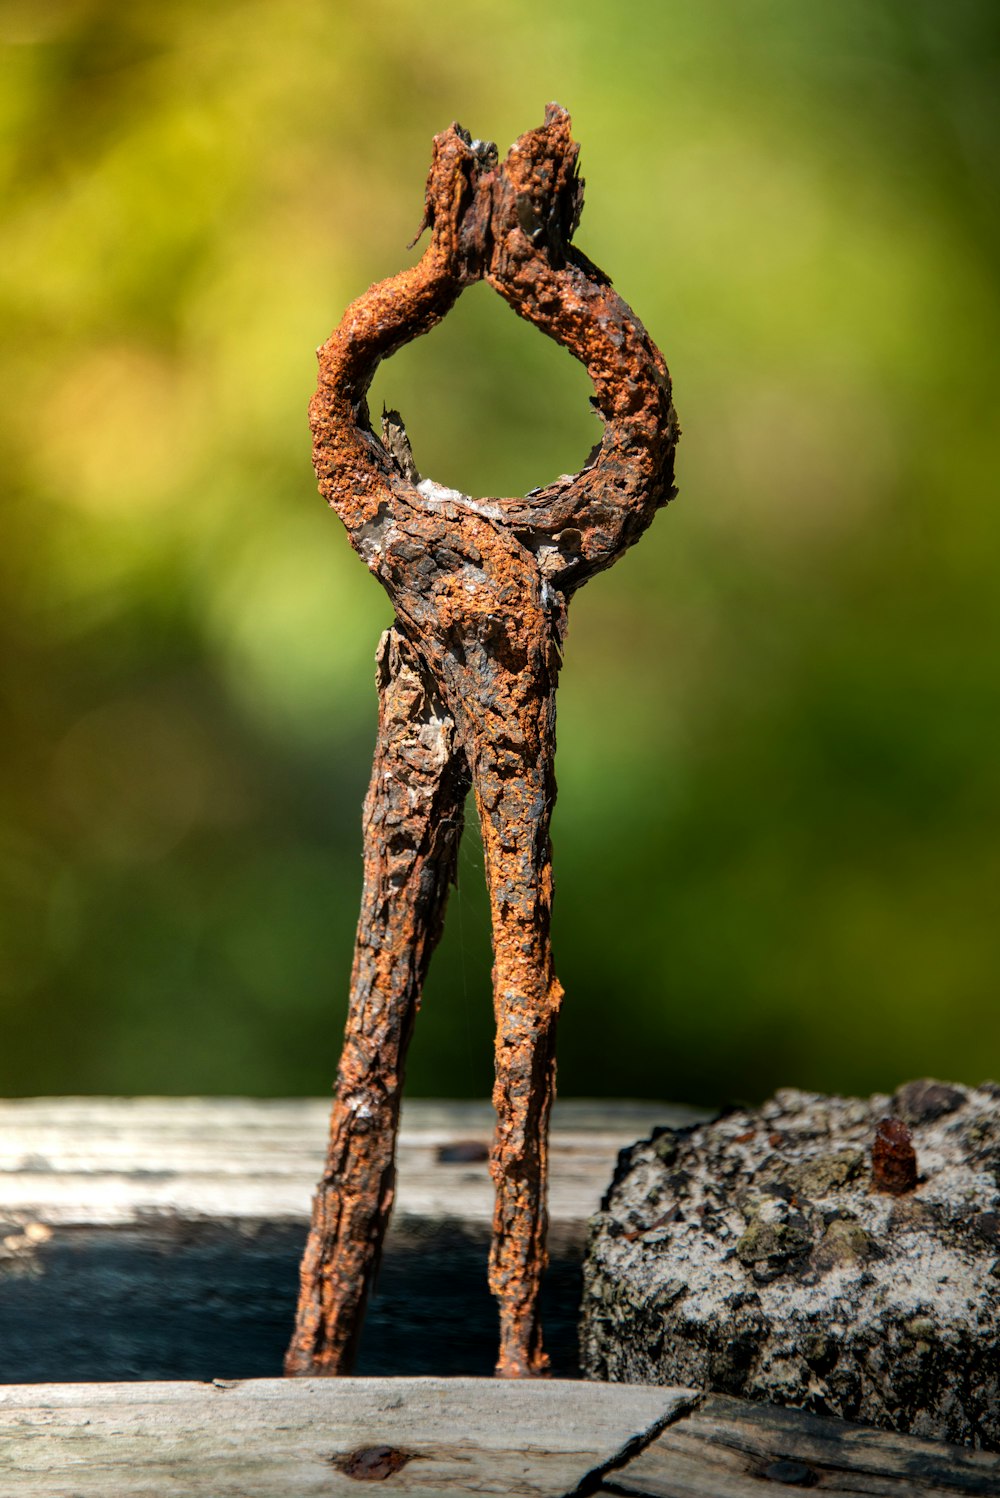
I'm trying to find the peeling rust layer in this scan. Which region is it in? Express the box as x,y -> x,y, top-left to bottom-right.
285,104 -> 678,1380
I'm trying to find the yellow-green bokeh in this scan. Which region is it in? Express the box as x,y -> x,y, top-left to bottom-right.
1,0 -> 998,1104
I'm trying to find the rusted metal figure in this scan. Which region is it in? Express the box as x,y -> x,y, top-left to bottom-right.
285,105 -> 678,1379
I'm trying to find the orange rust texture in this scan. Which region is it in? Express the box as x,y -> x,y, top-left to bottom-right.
285,104 -> 679,1379
284,629 -> 468,1375
872,1116 -> 919,1195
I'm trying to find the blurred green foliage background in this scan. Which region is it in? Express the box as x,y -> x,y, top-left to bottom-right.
1,0 -> 998,1107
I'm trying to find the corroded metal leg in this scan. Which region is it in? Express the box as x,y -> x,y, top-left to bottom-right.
284,627 -> 469,1375
448,603 -> 562,1378
478,735 -> 562,1377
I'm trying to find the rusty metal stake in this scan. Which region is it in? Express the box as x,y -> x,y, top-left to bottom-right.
284,105 -> 679,1379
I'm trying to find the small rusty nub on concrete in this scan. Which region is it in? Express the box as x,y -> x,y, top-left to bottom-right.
284,103 -> 677,1381
872,1116 -> 918,1195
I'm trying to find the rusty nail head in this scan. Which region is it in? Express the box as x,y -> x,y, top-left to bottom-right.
333,1446 -> 414,1481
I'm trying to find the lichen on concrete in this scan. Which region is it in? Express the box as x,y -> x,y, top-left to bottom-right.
580,1080 -> 1000,1449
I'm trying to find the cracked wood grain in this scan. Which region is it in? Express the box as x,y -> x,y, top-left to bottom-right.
0,1378 -> 694,1498
600,1394 -> 1000,1497
0,1096 -> 705,1227
2,1375 -> 991,1496
286,103 -> 678,1379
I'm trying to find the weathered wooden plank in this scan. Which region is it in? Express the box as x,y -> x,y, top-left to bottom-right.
603,1393 -> 1000,1497
0,1097 -> 705,1228
3,1379 -> 995,1498
0,1097 -> 705,1383
0,1376 -> 696,1497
